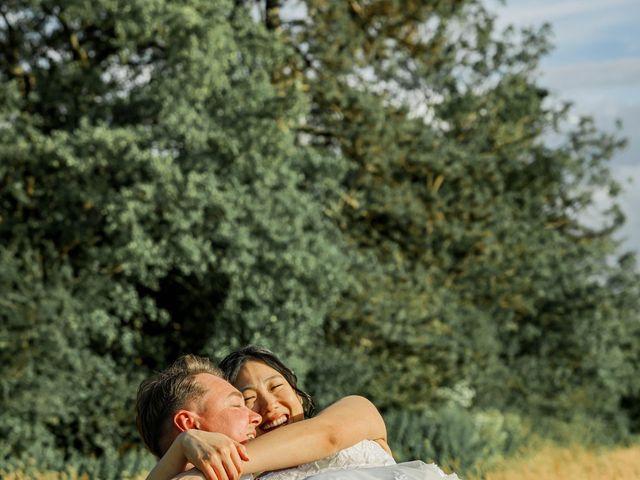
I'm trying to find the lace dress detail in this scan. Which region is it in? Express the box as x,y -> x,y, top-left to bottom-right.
257,440 -> 459,480
258,440 -> 396,480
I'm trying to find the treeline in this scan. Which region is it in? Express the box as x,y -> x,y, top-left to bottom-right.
1,0 -> 639,477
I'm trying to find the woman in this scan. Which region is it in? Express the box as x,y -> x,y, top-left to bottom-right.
152,346 -> 458,480
219,345 -> 397,480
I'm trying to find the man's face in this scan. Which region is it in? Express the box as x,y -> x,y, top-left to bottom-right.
189,373 -> 262,443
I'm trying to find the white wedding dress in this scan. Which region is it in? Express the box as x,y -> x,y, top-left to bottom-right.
257,440 -> 459,480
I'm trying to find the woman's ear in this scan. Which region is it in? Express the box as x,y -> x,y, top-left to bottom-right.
173,409 -> 198,432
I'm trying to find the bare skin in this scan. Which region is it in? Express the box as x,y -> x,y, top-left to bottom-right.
163,395 -> 391,480
147,362 -> 390,480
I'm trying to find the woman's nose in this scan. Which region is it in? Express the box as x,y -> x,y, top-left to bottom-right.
258,391 -> 277,414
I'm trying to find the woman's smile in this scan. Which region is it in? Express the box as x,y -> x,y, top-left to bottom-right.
261,414 -> 289,431
234,360 -> 305,436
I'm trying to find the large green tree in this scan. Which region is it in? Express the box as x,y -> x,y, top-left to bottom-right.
0,0 -> 348,461
254,0 -> 640,431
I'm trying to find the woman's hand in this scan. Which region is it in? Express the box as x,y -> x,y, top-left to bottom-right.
178,430 -> 249,480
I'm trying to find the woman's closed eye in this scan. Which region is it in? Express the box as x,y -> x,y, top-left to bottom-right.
244,395 -> 256,407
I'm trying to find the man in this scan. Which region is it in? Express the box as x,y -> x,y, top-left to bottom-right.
136,354 -> 260,480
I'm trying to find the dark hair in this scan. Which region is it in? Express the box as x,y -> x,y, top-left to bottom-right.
219,345 -> 315,417
135,354 -> 222,457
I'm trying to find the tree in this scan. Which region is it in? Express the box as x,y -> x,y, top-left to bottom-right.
2,0 -> 639,470
258,0 -> 640,431
0,0 -> 348,461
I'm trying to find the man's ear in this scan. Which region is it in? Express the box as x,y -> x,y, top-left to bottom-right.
173,409 -> 198,432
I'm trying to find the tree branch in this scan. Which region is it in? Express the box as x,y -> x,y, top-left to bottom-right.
265,0 -> 281,32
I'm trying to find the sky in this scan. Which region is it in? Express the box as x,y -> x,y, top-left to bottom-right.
492,0 -> 640,256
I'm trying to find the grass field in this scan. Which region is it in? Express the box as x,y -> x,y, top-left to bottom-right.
4,444 -> 640,479
472,443 -> 640,480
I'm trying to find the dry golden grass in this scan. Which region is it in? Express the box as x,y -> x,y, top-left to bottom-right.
6,444 -> 640,480
1,473 -> 80,480
473,443 -> 640,480
0,469 -> 147,480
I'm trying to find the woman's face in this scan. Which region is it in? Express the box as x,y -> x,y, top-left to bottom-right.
234,360 -> 305,436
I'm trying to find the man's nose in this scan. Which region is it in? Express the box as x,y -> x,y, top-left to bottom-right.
248,407 -> 261,425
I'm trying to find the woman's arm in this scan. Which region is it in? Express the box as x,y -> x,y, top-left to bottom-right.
145,430 -> 247,480
243,395 -> 390,473
150,395 -> 390,480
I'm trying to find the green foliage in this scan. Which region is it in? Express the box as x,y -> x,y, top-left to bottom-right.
1,0 -> 639,476
1,447 -> 153,480
0,0 -> 349,466
0,245 -> 144,457
276,0 -> 639,427
386,406 -> 530,476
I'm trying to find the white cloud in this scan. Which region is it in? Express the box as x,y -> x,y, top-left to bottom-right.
493,0 -> 640,53
496,0 -> 636,26
550,12 -> 638,50
541,58 -> 640,90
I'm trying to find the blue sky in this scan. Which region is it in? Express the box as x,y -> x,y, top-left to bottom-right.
492,0 -> 640,255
